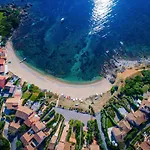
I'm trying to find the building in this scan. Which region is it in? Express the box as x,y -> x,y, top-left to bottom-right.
0,48 -> 7,59
90,144 -> 100,150
126,110 -> 147,126
139,100 -> 150,114
15,106 -> 33,120
0,76 -> 6,88
8,121 -> 20,134
5,81 -> 16,95
112,127 -> 127,143
31,121 -> 46,133
24,113 -> 40,127
6,97 -> 21,110
112,119 -> 132,143
21,130 -> 46,150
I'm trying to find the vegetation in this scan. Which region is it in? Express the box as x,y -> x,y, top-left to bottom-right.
46,113 -> 59,129
74,120 -> 84,150
0,136 -> 10,150
18,124 -> 28,133
86,119 -> 105,150
66,119 -> 74,142
111,85 -> 118,95
16,140 -> 23,149
42,109 -> 55,122
0,6 -> 21,44
120,70 -> 150,98
0,121 -> 5,134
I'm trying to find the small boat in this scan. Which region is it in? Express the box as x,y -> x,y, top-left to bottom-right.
20,57 -> 26,63
120,41 -> 124,45
60,17 -> 65,23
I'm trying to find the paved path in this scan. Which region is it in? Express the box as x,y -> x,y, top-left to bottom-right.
96,112 -> 108,150
55,108 -> 92,126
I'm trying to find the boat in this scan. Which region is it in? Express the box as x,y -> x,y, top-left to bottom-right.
20,57 -> 26,63
60,17 -> 65,23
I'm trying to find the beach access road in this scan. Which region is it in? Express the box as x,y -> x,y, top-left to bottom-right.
6,41 -> 112,99
55,107 -> 92,126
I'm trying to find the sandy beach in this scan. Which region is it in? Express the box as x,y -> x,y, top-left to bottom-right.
6,41 -> 112,99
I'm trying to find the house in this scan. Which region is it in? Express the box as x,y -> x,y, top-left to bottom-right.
0,48 -> 7,59
5,81 -> 16,95
139,141 -> 150,150
112,119 -> 132,143
8,121 -> 20,134
139,100 -> 150,114
119,119 -> 132,132
21,130 -> 34,146
112,127 -> 127,143
6,97 -> 21,110
21,130 -> 46,149
0,59 -> 5,65
31,131 -> 46,147
90,143 -> 100,150
31,121 -> 45,133
126,110 -> 147,126
0,76 -> 6,88
24,113 -> 40,127
15,106 -> 33,120
48,143 -> 55,150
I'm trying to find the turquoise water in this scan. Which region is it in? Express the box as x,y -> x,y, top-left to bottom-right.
1,0 -> 150,82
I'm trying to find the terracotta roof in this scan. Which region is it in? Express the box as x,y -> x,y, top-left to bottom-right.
112,127 -> 127,142
90,144 -> 100,150
24,113 -> 40,127
31,121 -> 45,133
126,110 -> 147,125
48,143 -> 55,150
6,97 -> 20,110
5,82 -> 14,88
140,141 -> 150,150
0,59 -> 5,65
50,135 -> 57,144
56,142 -> 65,150
60,122 -> 69,143
33,131 -> 46,144
119,120 -> 132,132
140,100 -> 150,108
21,132 -> 34,146
0,65 -> 5,73
24,144 -> 35,150
16,106 -> 33,120
0,76 -> 6,88
8,121 -> 20,132
63,142 -> 72,150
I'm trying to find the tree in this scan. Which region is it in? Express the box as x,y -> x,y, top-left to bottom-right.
16,140 -> 22,148
0,136 -> 10,150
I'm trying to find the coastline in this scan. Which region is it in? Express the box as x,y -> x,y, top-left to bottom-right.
6,40 -> 112,98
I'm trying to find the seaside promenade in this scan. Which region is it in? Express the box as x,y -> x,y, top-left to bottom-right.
6,41 -> 112,99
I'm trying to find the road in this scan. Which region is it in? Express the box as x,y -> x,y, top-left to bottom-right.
55,108 -> 92,126
96,112 -> 109,150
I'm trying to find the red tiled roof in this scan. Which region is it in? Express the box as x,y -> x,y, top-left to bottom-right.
16,106 -> 33,120
0,76 -> 6,88
6,97 -> 20,110
24,113 -> 40,127
33,131 -> 46,144
0,59 -> 5,65
21,132 -> 34,146
31,121 -> 45,133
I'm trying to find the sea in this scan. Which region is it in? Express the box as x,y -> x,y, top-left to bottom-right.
1,0 -> 150,83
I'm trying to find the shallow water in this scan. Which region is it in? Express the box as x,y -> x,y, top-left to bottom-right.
1,0 -> 150,82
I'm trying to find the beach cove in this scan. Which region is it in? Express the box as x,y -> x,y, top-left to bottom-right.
6,41 -> 112,99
